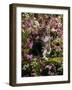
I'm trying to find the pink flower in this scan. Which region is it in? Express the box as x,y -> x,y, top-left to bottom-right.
25,20 -> 32,28
27,38 -> 33,48
26,54 -> 33,60
28,41 -> 33,48
51,28 -> 57,32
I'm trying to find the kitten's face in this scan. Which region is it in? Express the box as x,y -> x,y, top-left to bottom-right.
41,35 -> 50,43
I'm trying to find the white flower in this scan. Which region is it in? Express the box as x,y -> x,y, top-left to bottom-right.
22,64 -> 29,70
33,58 -> 37,61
